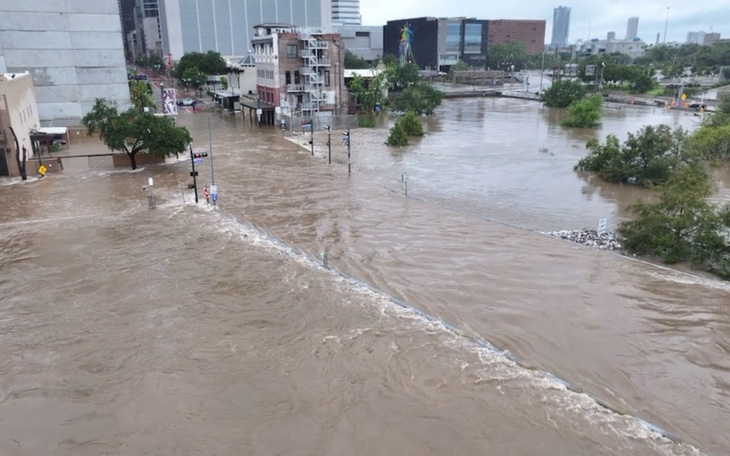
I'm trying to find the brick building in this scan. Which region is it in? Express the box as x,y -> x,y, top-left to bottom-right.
487,20 -> 546,54
251,24 -> 347,125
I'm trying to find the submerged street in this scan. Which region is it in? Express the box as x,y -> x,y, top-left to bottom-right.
1,98 -> 728,455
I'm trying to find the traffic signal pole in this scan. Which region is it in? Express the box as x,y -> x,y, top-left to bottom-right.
189,146 -> 199,203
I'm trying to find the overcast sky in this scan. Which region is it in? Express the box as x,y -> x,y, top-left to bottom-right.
360,0 -> 730,45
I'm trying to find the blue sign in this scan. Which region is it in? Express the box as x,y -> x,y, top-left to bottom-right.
193,158 -> 203,164
211,193 -> 218,202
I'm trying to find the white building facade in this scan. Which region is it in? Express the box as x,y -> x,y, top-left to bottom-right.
0,0 -> 131,126
581,38 -> 647,60
159,0 -> 333,61
0,72 -> 40,176
333,25 -> 382,61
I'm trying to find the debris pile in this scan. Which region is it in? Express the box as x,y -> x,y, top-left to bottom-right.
541,229 -> 622,250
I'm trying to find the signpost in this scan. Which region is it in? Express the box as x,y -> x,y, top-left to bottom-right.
343,129 -> 351,174
597,217 -> 608,235
210,185 -> 218,202
302,120 -> 313,156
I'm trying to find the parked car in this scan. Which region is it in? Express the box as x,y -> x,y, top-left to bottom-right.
177,98 -> 196,106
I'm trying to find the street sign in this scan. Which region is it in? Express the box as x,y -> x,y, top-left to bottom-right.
148,177 -> 154,186
203,187 -> 209,198
38,165 -> 46,176
193,158 -> 203,164
210,185 -> 217,196
681,93 -> 687,100
212,193 -> 218,202
597,218 -> 608,235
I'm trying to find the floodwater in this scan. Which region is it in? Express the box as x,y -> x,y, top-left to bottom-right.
0,98 -> 728,456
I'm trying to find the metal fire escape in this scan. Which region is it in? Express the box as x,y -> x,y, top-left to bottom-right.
298,31 -> 330,114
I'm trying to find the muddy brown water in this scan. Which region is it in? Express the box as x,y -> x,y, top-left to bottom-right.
0,98 -> 728,455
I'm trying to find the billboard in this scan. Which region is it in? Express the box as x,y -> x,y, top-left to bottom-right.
162,88 -> 178,115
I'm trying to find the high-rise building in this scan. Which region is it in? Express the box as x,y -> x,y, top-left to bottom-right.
551,6 -> 570,47
607,31 -> 616,40
332,0 -> 360,26
625,17 -> 639,40
0,0 -> 131,126
159,0 -> 333,60
704,32 -> 721,45
686,31 -> 706,44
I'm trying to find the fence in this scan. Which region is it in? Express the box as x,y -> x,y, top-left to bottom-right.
26,154 -> 117,173
287,114 -> 359,134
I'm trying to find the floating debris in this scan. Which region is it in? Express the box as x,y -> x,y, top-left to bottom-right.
541,229 -> 623,250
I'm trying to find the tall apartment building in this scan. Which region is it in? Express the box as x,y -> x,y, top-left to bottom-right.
159,0 -> 332,60
332,0 -> 360,26
625,17 -> 639,40
0,0 -> 131,126
551,6 -> 570,47
251,24 -> 346,122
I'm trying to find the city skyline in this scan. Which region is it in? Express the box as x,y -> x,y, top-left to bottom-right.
360,0 -> 729,45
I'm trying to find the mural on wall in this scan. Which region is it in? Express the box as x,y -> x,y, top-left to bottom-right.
399,23 -> 415,66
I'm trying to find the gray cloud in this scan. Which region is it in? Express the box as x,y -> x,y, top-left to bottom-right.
361,0 -> 730,44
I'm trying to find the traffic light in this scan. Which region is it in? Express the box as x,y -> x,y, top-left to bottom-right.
193,152 -> 208,158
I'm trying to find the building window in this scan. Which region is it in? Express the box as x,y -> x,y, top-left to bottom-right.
446,23 -> 461,52
297,95 -> 303,104
287,44 -> 297,58
355,31 -> 370,37
285,71 -> 291,84
325,70 -> 331,87
294,71 -> 300,84
464,23 -> 482,54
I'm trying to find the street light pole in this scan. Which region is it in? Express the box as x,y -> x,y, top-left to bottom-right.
664,7 -> 670,45
539,51 -> 545,92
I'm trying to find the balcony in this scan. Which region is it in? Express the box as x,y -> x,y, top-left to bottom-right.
300,39 -> 329,49
287,84 -> 306,92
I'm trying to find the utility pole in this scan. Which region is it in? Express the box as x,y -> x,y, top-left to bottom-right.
343,129 -> 351,174
189,145 -> 199,204
310,119 -> 314,156
664,7 -> 670,45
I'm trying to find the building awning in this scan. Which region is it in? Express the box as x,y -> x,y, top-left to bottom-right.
37,127 -> 68,135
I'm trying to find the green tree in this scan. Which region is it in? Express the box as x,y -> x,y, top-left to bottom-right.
561,94 -> 603,128
220,76 -> 228,91
689,123 -> 730,161
486,41 -> 528,71
348,72 -> 388,115
400,111 -> 424,137
386,120 -> 409,146
82,98 -> 192,170
632,73 -> 655,93
541,79 -> 586,108
449,60 -> 469,76
128,79 -> 155,112
181,66 -> 207,93
395,63 -> 420,89
174,51 -> 226,78
618,164 -> 730,276
392,82 -> 443,116
575,125 -> 691,186
345,50 -> 369,69
381,53 -> 398,67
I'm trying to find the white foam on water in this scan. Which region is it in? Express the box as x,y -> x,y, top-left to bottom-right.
157,194 -> 708,456
0,175 -> 43,186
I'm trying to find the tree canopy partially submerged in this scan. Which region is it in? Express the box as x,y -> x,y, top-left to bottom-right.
82,98 -> 192,170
